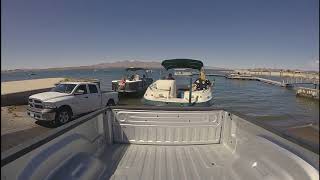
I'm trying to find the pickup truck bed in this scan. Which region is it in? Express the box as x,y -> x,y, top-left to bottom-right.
1,107 -> 319,180
104,144 -> 232,180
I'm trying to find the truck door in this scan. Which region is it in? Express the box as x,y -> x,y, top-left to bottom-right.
73,84 -> 90,114
88,84 -> 101,111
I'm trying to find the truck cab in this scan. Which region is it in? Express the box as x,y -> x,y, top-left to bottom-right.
27,81 -> 118,125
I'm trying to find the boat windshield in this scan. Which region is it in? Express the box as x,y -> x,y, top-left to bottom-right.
161,69 -> 211,91
51,84 -> 77,93
126,70 -> 149,81
160,70 -> 191,88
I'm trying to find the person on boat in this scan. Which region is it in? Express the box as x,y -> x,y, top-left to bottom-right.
134,74 -> 140,81
167,73 -> 175,80
193,68 -> 211,90
130,74 -> 135,81
142,74 -> 146,86
119,77 -> 126,90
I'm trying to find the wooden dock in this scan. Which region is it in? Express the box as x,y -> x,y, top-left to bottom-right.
296,87 -> 319,99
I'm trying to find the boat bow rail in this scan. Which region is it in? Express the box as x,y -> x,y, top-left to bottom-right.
1,106 -> 319,180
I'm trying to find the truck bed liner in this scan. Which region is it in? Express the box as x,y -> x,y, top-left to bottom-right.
103,144 -> 233,180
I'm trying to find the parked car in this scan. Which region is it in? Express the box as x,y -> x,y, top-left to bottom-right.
27,80 -> 118,125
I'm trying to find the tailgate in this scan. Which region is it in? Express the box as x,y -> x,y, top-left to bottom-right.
111,109 -> 224,145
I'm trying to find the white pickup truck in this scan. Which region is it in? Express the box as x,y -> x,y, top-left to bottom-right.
2,106 -> 319,180
26,81 -> 118,125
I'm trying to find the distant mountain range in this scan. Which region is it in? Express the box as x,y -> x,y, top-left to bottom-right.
1,60 -> 229,73
91,60 -> 162,69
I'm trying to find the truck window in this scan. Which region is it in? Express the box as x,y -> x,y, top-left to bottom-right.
74,85 -> 88,94
88,84 -> 98,93
51,84 -> 76,93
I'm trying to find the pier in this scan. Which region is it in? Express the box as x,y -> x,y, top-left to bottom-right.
227,76 -> 256,80
225,75 -> 284,86
193,73 -> 227,77
234,69 -> 319,80
195,72 -> 316,92
225,74 -> 320,99
255,77 -> 288,87
226,75 -> 319,88
206,73 -> 227,77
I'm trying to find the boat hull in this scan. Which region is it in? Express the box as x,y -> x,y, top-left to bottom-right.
112,78 -> 153,97
118,90 -> 146,97
142,98 -> 213,107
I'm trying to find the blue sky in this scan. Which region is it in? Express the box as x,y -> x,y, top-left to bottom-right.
1,0 -> 319,70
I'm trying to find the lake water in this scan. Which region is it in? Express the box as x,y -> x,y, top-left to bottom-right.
2,69 -> 319,130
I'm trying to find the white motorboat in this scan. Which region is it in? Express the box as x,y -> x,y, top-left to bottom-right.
143,59 -> 213,106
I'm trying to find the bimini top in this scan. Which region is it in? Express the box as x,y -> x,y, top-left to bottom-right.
161,59 -> 203,70
125,67 -> 146,71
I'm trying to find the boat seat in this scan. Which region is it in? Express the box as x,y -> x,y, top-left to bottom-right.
154,80 -> 176,98
156,80 -> 174,90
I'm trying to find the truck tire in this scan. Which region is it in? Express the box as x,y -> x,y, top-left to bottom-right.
54,107 -> 72,125
107,99 -> 115,106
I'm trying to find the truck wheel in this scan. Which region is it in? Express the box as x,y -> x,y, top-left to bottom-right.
54,107 -> 71,125
107,99 -> 115,106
